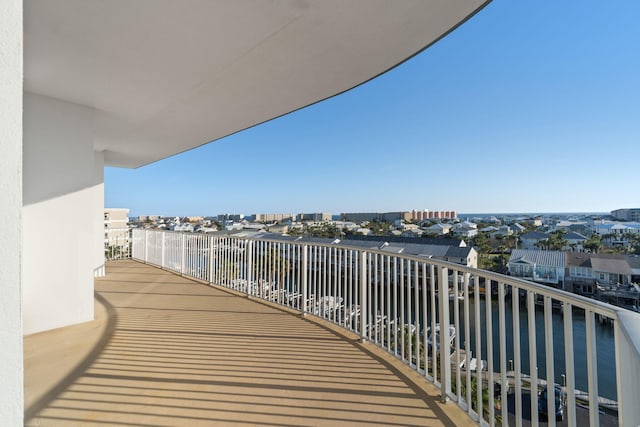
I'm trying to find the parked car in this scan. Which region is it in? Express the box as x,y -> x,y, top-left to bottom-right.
538,386 -> 566,421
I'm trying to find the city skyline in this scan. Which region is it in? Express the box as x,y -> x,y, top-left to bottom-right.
126,208 -> 617,221
105,1 -> 640,217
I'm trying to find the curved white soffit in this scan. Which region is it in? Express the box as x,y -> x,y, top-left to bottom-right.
25,0 -> 490,168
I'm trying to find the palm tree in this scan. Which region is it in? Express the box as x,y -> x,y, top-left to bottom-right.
534,240 -> 547,250
254,244 -> 291,292
584,235 -> 602,253
630,235 -> 640,255
547,230 -> 568,251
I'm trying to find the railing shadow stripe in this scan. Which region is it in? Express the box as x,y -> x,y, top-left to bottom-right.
25,292 -> 119,422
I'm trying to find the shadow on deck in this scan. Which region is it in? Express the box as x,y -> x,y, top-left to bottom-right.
24,260 -> 473,426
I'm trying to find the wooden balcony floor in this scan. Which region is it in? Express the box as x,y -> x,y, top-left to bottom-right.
25,260 -> 473,426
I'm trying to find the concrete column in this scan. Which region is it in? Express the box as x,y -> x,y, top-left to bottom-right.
23,93 -> 104,334
93,151 -> 106,277
0,0 -> 24,423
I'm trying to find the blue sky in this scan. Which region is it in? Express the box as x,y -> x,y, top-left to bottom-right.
105,1 -> 640,217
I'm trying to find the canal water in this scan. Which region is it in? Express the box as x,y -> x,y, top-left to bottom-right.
362,282 -> 618,401
242,263 -> 618,401
461,296 -> 617,400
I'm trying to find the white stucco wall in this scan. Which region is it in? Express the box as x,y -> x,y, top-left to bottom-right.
94,151 -> 106,277
0,0 -> 24,423
23,93 -> 104,334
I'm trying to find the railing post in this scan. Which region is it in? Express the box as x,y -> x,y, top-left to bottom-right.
129,230 -> 133,260
498,282 -> 508,424
180,232 -> 186,274
208,235 -> 215,284
360,251 -> 368,343
144,229 -> 149,263
246,239 -> 253,297
563,302 -> 576,426
615,309 -> 640,427
438,266 -> 451,403
161,231 -> 166,268
528,291 -> 539,427
544,296 -> 557,425
301,244 -> 308,316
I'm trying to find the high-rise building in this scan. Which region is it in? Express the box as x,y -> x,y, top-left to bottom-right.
254,213 -> 296,223
410,209 -> 457,221
341,212 -> 407,223
299,212 -> 332,221
217,213 -> 244,222
104,208 -> 130,259
612,208 -> 640,222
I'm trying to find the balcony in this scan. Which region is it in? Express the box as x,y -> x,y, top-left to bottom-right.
7,2 -> 498,425
25,260 -> 472,426
26,230 -> 640,426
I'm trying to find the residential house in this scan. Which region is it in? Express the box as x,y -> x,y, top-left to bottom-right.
591,255 -> 633,286
401,223 -> 421,231
340,238 -> 477,268
195,226 -> 217,233
479,226 -> 498,233
566,252 -> 638,295
485,216 -> 502,224
267,224 -> 289,234
242,223 -> 267,231
563,232 -> 588,251
522,217 -> 543,228
173,223 -> 194,232
519,232 -> 549,250
631,256 -> 640,284
565,252 -> 597,295
592,221 -> 640,247
553,220 -> 580,231
330,221 -> 358,232
355,228 -> 373,236
508,249 -> 566,288
402,228 -> 424,238
343,234 -> 467,248
425,223 -> 453,236
452,221 -> 478,238
491,225 -> 513,238
444,246 -> 478,269
509,223 -> 526,234
592,221 -> 640,236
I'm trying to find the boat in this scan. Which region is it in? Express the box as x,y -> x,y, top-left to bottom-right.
469,358 -> 487,372
425,324 -> 456,352
312,296 -> 344,316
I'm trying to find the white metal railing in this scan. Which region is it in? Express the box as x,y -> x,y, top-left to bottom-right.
104,228 -> 132,260
131,229 -> 640,427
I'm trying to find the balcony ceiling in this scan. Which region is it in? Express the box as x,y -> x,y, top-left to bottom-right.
24,0 -> 489,168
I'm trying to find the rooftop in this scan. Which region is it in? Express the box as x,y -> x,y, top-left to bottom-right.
509,249 -> 566,267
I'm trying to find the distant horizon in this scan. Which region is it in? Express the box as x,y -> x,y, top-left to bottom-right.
123,209 -> 616,219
